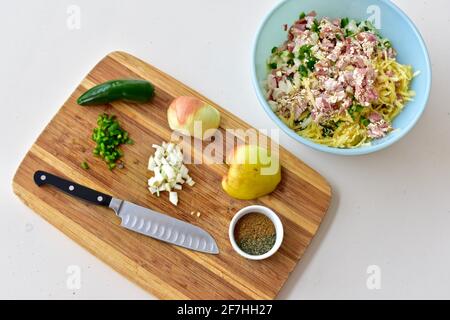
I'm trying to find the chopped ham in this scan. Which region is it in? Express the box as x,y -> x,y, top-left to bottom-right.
368,112 -> 383,123
367,119 -> 392,139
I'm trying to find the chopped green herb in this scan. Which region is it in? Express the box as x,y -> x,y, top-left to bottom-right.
306,58 -> 317,71
345,29 -> 354,38
361,117 -> 370,127
322,126 -> 335,137
355,105 -> 364,113
298,44 -> 312,60
351,104 -> 364,113
269,62 -> 278,69
311,19 -> 320,32
349,104 -> 364,120
299,12 -> 306,20
81,161 -> 89,170
92,113 -> 131,170
287,59 -> 295,66
271,46 -> 278,54
341,17 -> 350,28
336,34 -> 342,41
300,44 -> 312,53
298,65 -> 309,77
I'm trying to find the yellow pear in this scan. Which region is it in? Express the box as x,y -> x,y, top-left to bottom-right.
222,144 -> 281,200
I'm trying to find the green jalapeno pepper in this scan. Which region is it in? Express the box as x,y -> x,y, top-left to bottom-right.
77,79 -> 155,106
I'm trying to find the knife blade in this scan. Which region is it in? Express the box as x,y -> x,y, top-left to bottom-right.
34,170 -> 219,254
109,198 -> 218,254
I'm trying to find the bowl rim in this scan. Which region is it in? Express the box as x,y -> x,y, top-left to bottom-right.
251,0 -> 432,156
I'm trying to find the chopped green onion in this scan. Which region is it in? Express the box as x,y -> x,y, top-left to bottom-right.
299,12 -> 306,20
269,62 -> 278,69
361,117 -> 370,127
300,44 -> 312,54
271,46 -> 278,54
298,44 -> 312,60
311,20 -> 320,32
322,126 -> 335,137
355,105 -> 364,113
81,161 -> 89,170
349,104 -> 365,120
341,17 -> 350,28
306,58 -> 317,71
298,65 -> 309,77
287,74 -> 294,82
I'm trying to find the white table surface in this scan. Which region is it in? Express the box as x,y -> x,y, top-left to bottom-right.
1,0 -> 449,300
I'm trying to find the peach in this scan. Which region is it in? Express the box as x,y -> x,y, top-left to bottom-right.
167,96 -> 221,140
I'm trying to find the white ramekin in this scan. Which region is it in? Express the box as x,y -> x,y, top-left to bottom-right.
229,205 -> 284,260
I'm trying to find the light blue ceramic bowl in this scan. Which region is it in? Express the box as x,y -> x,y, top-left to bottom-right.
252,0 -> 431,155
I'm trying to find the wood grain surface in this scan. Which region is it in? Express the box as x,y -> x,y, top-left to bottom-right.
12,51 -> 332,300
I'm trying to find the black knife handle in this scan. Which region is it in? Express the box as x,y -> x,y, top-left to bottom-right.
34,170 -> 112,207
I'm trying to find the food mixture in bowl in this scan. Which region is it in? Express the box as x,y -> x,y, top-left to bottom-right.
265,11 -> 416,148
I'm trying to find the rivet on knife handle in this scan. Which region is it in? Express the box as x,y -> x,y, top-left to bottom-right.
33,170 -> 112,207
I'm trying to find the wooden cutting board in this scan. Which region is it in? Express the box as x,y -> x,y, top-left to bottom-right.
12,51 -> 331,299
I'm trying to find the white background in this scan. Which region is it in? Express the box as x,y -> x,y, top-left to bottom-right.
1,0 -> 449,299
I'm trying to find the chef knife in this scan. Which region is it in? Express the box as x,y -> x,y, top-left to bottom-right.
33,170 -> 219,254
